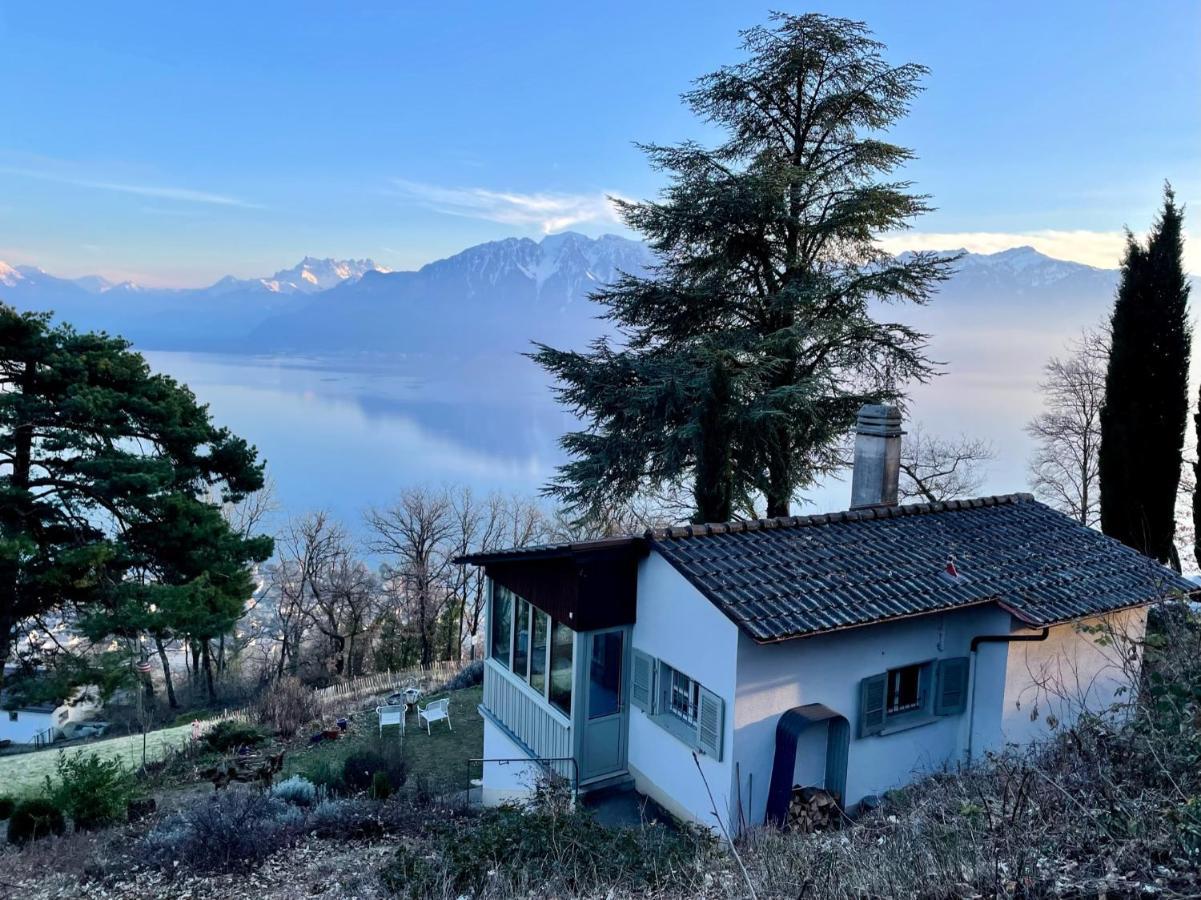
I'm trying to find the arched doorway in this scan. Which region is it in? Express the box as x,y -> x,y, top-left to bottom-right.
765,704 -> 850,826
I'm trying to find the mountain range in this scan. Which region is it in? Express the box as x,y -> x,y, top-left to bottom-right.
0,234 -> 1133,358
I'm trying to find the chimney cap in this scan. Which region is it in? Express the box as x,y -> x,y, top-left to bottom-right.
855,404 -> 904,438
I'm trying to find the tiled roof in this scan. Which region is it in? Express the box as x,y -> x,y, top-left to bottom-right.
649,494 -> 1196,643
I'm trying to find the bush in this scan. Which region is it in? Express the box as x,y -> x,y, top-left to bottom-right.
371,770 -> 393,801
255,677 -> 319,737
44,750 -> 137,830
437,660 -> 484,693
0,797 -> 14,820
342,748 -> 406,795
270,775 -> 318,807
6,798 -> 66,845
381,805 -> 710,898
141,789 -> 302,873
202,720 -> 267,753
306,798 -> 385,839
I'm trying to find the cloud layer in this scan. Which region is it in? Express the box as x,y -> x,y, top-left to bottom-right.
390,179 -> 624,233
0,165 -> 258,208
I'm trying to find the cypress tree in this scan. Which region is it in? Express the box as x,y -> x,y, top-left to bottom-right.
534,13 -> 954,524
1099,185 -> 1190,567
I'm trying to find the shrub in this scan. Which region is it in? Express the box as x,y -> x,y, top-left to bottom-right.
6,798 -> 66,845
141,789 -> 301,873
342,749 -> 406,794
255,677 -> 319,737
437,660 -> 484,693
270,775 -> 318,807
381,805 -> 711,897
202,720 -> 267,753
0,797 -> 14,820
44,750 -> 137,830
371,770 -> 393,801
306,798 -> 385,839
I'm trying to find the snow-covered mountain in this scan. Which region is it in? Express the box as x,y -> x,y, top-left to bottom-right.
0,235 -> 1153,358
207,257 -> 388,296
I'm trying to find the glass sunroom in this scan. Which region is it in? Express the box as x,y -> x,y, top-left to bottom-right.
468,539 -> 644,791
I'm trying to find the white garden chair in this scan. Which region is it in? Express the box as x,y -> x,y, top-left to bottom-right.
403,686 -> 421,707
417,698 -> 451,735
376,704 -> 406,737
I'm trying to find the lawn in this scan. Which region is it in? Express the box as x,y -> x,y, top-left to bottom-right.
285,684 -> 483,794
0,722 -> 194,799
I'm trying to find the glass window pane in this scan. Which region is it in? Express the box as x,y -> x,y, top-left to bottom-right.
513,597 -> 530,681
549,621 -> 574,716
489,584 -> 512,669
588,631 -> 623,719
530,610 -> 549,695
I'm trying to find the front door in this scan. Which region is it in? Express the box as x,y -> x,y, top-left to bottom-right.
578,628 -> 629,783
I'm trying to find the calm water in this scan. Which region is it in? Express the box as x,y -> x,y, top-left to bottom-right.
144,337 -> 1056,535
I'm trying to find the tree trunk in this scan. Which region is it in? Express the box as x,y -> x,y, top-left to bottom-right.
155,635 -> 179,709
200,640 -> 216,703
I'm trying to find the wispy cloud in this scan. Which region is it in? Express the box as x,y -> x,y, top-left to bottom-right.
389,178 -> 625,233
879,229 -> 1200,274
0,165 -> 260,209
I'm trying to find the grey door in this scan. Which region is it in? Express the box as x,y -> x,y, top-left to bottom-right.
578,628 -> 628,782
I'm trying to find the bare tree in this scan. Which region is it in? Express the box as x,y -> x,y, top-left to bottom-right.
898,424 -> 994,503
365,488 -> 458,666
1026,330 -> 1108,526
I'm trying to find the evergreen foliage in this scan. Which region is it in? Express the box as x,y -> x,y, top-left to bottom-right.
533,13 -> 955,523
1099,186 -> 1190,567
0,306 -> 271,692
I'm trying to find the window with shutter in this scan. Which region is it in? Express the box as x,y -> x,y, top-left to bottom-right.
934,656 -> 970,715
697,686 -> 724,760
630,649 -> 655,713
859,673 -> 887,737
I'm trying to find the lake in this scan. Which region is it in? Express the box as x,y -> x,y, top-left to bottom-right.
144,339 -> 1054,538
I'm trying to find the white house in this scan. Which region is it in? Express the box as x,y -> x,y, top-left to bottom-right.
0,682 -> 103,747
459,405 -> 1193,833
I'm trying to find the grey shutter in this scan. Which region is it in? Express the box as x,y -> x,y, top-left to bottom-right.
859,673 -> 887,737
631,649 -> 655,713
935,657 -> 970,715
697,686 -> 724,760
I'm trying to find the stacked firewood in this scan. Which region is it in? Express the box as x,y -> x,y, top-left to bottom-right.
786,785 -> 842,832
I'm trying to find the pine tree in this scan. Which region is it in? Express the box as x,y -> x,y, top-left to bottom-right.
0,307 -> 270,686
533,13 -> 955,523
1099,185 -> 1190,567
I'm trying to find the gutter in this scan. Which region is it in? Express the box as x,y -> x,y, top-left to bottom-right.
965,626 -> 1050,764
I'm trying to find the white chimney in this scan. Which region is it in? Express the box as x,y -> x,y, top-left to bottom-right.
849,404 -> 904,509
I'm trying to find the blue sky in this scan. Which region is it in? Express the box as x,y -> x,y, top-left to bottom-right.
1,1 -> 1198,286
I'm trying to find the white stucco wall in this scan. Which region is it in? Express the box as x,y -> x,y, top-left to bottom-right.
480,715 -> 545,806
0,709 -> 57,744
996,608 -> 1147,750
628,552 -> 740,832
732,604 -> 1014,826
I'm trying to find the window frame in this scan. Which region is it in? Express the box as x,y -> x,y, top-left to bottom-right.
486,578 -> 575,718
630,653 -> 723,759
860,656 -> 969,738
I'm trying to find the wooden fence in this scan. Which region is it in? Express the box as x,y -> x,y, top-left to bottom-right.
313,660 -> 468,709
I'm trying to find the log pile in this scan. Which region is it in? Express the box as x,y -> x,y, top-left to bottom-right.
786,785 -> 842,832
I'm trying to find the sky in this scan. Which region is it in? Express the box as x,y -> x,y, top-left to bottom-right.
0,1 -> 1198,286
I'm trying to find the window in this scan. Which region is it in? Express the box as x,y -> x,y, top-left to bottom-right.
548,620 -> 573,715
859,657 -> 969,738
513,596 -> 531,681
486,579 -> 575,718
530,609 -> 549,694
629,649 -> 724,760
887,663 -> 924,714
668,666 -> 699,725
489,585 -> 513,669
7,711 -> 16,722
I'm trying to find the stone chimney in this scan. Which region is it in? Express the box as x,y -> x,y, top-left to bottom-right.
849,404 -> 904,509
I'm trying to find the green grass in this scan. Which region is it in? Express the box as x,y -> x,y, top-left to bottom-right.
284,684 -> 483,794
0,723 -> 194,798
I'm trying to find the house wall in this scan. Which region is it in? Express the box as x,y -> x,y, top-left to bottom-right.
0,709 -> 56,744
628,552 -> 740,831
732,604 -> 1014,827
995,607 -> 1147,750
480,714 -> 546,806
